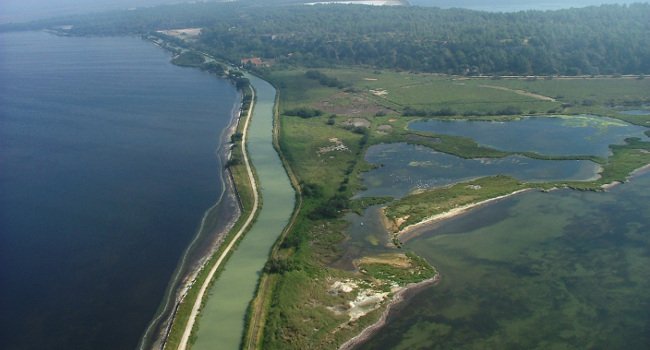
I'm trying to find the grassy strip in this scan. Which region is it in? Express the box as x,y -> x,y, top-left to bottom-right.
358,252 -> 437,287
384,175 -> 529,232
565,137 -> 650,189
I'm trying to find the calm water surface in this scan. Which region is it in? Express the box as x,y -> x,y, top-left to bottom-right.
410,116 -> 647,157
359,143 -> 599,198
0,31 -> 237,349
357,173 -> 650,349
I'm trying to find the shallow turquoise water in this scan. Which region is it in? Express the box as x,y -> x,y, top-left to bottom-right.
357,173 -> 650,350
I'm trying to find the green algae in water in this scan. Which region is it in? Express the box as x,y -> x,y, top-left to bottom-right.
356,174 -> 650,350
409,116 -> 648,157
359,143 -> 600,198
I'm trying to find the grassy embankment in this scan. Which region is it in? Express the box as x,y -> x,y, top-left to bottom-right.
248,67 -> 650,349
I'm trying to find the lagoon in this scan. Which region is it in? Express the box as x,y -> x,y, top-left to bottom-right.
358,143 -> 599,198
409,116 -> 648,157
357,172 -> 650,349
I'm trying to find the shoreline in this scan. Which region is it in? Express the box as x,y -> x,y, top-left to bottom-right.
600,163 -> 650,191
338,273 -> 441,350
140,88 -> 246,349
392,188 -> 534,243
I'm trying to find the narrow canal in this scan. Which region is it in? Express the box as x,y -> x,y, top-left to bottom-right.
191,75 -> 295,349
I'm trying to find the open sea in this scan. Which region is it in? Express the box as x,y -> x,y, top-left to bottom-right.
0,31 -> 238,349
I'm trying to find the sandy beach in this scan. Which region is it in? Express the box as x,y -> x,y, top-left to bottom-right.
392,189 -> 535,243
601,163 -> 650,191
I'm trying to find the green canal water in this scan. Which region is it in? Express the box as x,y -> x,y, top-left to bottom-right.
191,75 -> 295,349
356,173 -> 650,350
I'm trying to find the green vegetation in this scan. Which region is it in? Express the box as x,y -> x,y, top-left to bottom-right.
170,51 -> 205,67
255,66 -> 649,348
385,176 -> 528,231
5,3 -> 650,76
305,70 -> 347,89
151,60 -> 648,349
582,137 -> 650,186
358,252 -> 437,286
15,4 -> 648,347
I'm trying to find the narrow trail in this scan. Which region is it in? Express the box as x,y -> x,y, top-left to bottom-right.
478,84 -> 556,101
177,87 -> 259,350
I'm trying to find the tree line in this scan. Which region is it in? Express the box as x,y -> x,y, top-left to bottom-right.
3,2 -> 649,75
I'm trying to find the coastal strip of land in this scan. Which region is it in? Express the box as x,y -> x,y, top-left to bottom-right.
176,86 -> 259,350
394,188 -> 535,243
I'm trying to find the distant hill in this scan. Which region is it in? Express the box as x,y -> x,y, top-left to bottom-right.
3,2 -> 649,75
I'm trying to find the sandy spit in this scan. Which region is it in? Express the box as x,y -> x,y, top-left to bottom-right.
601,163 -> 650,191
338,273 -> 440,350
396,189 -> 534,242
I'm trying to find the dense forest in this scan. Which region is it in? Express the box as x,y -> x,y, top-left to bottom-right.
3,2 -> 650,75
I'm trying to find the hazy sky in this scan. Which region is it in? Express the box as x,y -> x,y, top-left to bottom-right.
0,0 -> 189,23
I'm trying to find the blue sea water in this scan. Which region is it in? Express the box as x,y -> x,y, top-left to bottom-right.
0,31 -> 238,349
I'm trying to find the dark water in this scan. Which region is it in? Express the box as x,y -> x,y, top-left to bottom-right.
359,143 -> 599,198
410,116 -> 648,158
0,31 -> 237,350
357,173 -> 650,349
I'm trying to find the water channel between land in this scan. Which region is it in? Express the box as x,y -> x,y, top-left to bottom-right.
190,75 -> 295,349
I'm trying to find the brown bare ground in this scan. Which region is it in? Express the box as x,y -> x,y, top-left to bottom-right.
355,253 -> 411,268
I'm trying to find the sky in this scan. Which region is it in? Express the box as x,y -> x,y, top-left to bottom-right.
0,0 -> 190,23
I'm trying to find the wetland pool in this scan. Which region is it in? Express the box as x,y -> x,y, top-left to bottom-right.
358,143 -> 599,198
409,115 -> 648,157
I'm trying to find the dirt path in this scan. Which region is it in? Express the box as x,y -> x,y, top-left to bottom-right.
177,87 -> 260,350
478,84 -> 556,101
